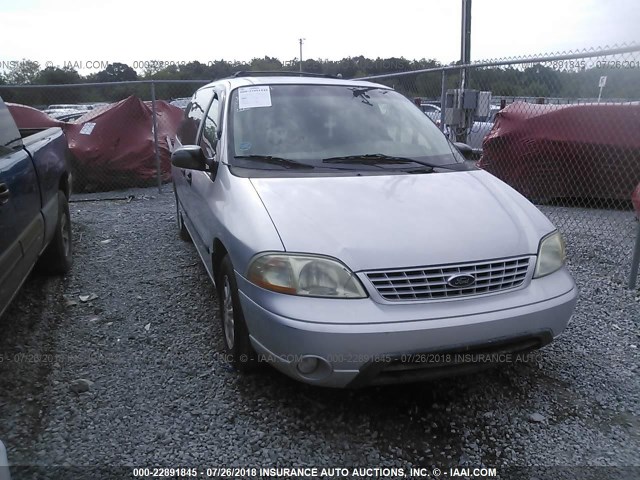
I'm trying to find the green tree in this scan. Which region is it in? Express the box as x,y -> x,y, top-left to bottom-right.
143,64 -> 180,80
175,61 -> 209,80
6,59 -> 41,84
489,80 -> 519,96
526,80 -> 551,98
523,65 -> 561,97
93,62 -> 138,82
302,58 -> 322,73
250,56 -> 282,71
31,67 -> 84,104
140,61 -> 170,78
331,56 -> 366,78
230,60 -> 252,73
0,55 -> 637,106
35,66 -> 81,85
208,60 -> 233,80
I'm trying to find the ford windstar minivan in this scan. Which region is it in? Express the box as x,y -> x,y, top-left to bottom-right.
171,72 -> 577,388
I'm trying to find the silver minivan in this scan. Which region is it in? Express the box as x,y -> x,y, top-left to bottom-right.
172,73 -> 577,388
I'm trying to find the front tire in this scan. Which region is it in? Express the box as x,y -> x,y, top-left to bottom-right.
218,255 -> 257,372
38,191 -> 73,274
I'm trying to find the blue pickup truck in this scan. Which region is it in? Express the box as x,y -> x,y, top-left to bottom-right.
0,96 -> 73,318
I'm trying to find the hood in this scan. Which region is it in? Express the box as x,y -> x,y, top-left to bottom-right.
250,170 -> 555,271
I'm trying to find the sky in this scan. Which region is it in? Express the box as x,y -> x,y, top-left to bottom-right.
0,0 -> 638,73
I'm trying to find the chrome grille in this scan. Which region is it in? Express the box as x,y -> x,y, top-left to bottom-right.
364,257 -> 531,301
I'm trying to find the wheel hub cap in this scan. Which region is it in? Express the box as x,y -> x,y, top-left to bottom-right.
222,276 -> 235,349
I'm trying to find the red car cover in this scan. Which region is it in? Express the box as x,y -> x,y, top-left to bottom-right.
65,96 -> 184,190
478,102 -> 640,202
6,102 -> 65,129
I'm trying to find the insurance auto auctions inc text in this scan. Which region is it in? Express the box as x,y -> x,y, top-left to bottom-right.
256,466 -> 498,478
132,466 -> 498,479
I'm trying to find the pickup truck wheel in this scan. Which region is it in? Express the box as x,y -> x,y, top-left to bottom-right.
218,255 -> 257,372
39,191 -> 73,274
174,191 -> 191,242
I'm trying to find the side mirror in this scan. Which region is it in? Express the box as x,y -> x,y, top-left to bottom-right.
453,142 -> 474,161
171,146 -> 207,171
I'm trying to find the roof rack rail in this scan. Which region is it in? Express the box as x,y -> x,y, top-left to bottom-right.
232,70 -> 336,78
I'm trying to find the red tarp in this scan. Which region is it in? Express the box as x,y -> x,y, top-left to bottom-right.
7,97 -> 184,191
478,102 -> 640,202
633,184 -> 640,219
7,103 -> 65,129
64,96 -> 184,189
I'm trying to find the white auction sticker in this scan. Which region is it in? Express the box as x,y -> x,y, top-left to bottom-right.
79,122 -> 96,135
238,86 -> 272,110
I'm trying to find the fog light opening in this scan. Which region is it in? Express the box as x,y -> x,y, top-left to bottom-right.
297,356 -> 319,375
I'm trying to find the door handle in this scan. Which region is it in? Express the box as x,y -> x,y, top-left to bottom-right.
186,172 -> 192,185
0,183 -> 9,206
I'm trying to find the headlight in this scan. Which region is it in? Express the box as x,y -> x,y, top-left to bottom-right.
247,254 -> 367,298
534,231 -> 566,278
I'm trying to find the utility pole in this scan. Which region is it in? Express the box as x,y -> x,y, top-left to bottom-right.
456,0 -> 472,143
460,0 -> 472,90
299,38 -> 305,73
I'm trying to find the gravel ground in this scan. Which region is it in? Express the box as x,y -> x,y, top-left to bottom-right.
0,187 -> 638,480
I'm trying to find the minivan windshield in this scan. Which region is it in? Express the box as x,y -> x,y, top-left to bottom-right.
228,84 -> 461,171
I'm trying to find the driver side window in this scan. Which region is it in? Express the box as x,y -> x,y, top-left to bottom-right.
177,87 -> 214,146
200,95 -> 220,159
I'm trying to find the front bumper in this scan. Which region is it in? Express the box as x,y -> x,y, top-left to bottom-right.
237,268 -> 578,388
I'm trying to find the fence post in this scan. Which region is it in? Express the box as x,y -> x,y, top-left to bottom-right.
439,70 -> 446,132
150,81 -> 162,194
629,223 -> 640,289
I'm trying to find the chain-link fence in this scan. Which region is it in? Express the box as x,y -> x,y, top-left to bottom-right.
361,44 -> 640,286
0,80 -> 207,193
1,45 -> 639,285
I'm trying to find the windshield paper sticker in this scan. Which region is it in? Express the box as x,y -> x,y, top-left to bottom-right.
79,122 -> 96,135
238,86 -> 272,110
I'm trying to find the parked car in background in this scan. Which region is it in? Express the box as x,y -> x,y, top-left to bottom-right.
43,103 -> 93,120
466,118 -> 495,154
39,103 -> 107,123
475,105 -> 500,123
479,102 -> 640,202
55,111 -> 87,122
170,97 -> 191,110
46,104 -> 89,111
172,74 -> 577,388
421,103 -> 500,154
88,102 -> 109,110
420,102 -> 441,124
0,96 -> 73,318
461,105 -> 500,154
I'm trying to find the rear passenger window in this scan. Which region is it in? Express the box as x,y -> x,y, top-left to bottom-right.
177,88 -> 214,145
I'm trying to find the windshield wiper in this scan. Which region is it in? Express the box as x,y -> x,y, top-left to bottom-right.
234,154 -> 314,169
323,153 -> 460,170
323,153 -> 418,164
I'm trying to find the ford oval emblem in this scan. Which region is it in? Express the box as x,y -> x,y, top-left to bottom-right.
447,274 -> 476,288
